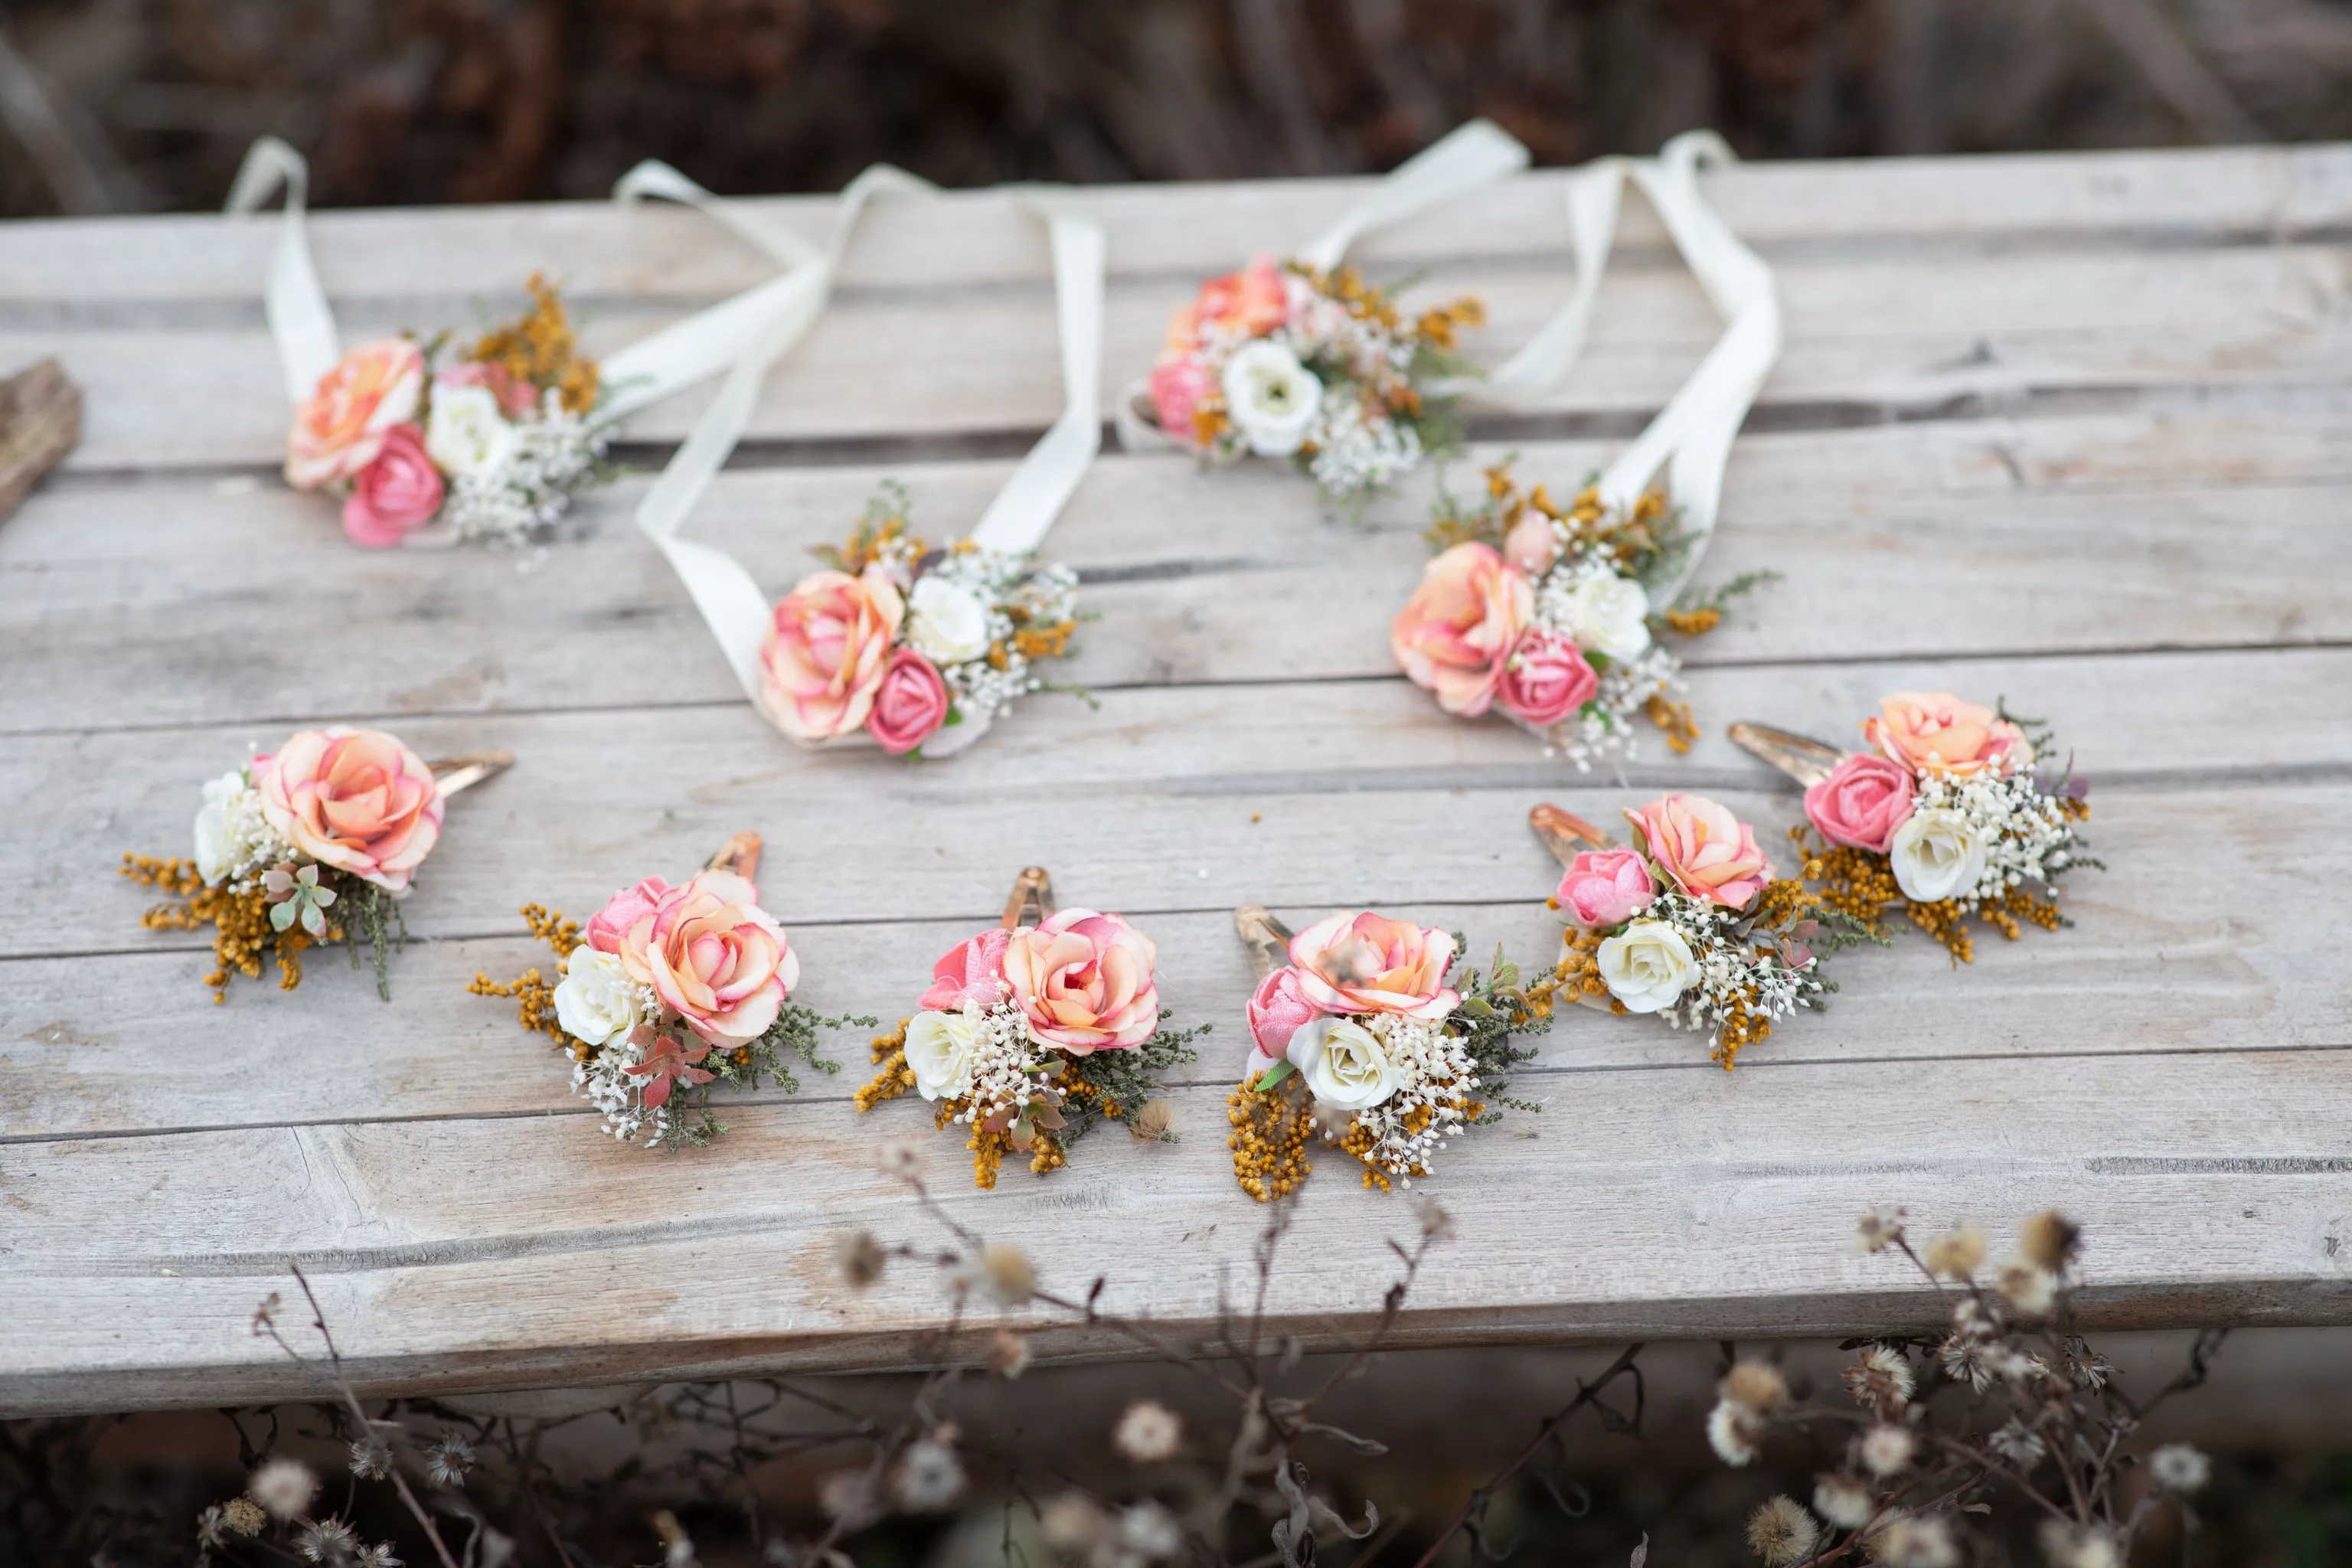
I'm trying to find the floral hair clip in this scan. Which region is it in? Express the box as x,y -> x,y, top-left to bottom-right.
856,868 -> 1204,1188
469,833 -> 864,1151
1529,795 -> 1872,1070
639,179 -> 1106,760
1226,906 -> 1546,1200
1732,692 -> 2094,963
122,729 -> 508,1001
227,139 -> 849,548
1393,135 -> 1782,767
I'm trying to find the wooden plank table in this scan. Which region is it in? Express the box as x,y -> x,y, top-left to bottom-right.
3,145 -> 2350,1418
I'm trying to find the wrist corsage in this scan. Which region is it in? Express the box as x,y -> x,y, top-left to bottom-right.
760,485 -> 1082,759
1395,462 -> 1775,767
469,833 -> 864,1151
856,868 -> 1205,1188
1227,906 -> 1545,1200
1530,796 -> 1873,1070
122,730 -> 507,1001
1733,693 -> 2094,963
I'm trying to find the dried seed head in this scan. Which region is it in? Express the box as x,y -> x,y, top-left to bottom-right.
348,1437 -> 393,1480
1113,1400 -> 1183,1464
1859,1423 -> 1916,1478
1412,1194 -> 1455,1242
1117,1501 -> 1184,1560
1745,1495 -> 1820,1567
1922,1224 -> 1986,1280
2037,1521 -> 2120,1568
1129,1099 -> 1177,1142
818,1468 -> 884,1531
2017,1210 -> 2080,1274
2149,1442 -> 2211,1494
1853,1205 -> 1906,1254
981,1241 -> 1034,1306
1997,1259 -> 2058,1318
424,1432 -> 473,1489
988,1327 -> 1033,1380
1720,1360 -> 1788,1416
878,1137 -> 923,1181
247,1456 -> 318,1521
892,1437 -> 965,1512
1988,1416 -> 2047,1467
1706,1398 -> 1765,1467
1037,1491 -> 1104,1552
1843,1345 -> 1915,1413
295,1516 -> 359,1563
835,1229 -> 886,1290
1812,1473 -> 1874,1530
1864,1512 -> 1958,1568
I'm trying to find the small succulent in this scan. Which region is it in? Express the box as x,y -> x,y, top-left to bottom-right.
263,862 -> 338,937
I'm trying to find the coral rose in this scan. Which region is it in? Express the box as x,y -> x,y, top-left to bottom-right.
1287,912 -> 1459,1021
1390,543 -> 1532,717
1148,358 -> 1217,446
341,423 -> 444,547
1805,753 -> 1917,854
1865,692 -> 2034,779
759,565 -> 906,742
1003,909 -> 1160,1054
1495,629 -> 1600,728
586,877 -> 675,958
286,338 -> 425,490
920,927 -> 1011,1011
1557,848 -> 1656,930
1244,965 -> 1322,1080
254,727 -> 443,895
1166,255 -> 1290,353
1625,792 -> 1772,911
866,646 -> 950,756
606,870 -> 798,1047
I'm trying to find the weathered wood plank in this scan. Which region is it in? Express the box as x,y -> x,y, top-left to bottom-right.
3,1047 -> 2347,1416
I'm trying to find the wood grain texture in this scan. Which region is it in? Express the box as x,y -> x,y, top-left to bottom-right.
2,142 -> 2350,1414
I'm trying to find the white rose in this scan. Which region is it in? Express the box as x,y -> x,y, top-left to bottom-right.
1890,806 -> 1990,903
903,1005 -> 987,1102
191,769 -> 247,884
426,383 -> 518,481
1285,1016 -> 1401,1111
1597,919 -> 1697,1014
553,946 -> 642,1049
1563,571 -> 1652,662
906,576 -> 992,666
1220,340 -> 1323,457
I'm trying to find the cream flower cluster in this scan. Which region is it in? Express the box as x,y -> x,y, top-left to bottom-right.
1894,771 -> 2080,909
191,767 -> 293,887
1527,537 -> 1676,772
1334,1012 -> 1481,1186
924,547 -> 1080,732
1598,891 -> 1825,1046
551,947 -> 668,1143
435,389 -> 610,545
902,997 -> 1057,1126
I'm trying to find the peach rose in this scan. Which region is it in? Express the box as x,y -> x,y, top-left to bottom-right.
1287,912 -> 1459,1021
1865,691 -> 2034,779
1625,792 -> 1772,911
254,727 -> 443,895
866,646 -> 949,756
1166,255 -> 1290,354
286,338 -> 425,490
341,423 -> 444,547
607,869 -> 798,1047
1245,965 -> 1321,1080
1003,908 -> 1160,1054
1391,543 -> 1532,717
920,927 -> 1011,1011
759,565 -> 906,742
1804,753 -> 1916,854
1495,629 -> 1599,728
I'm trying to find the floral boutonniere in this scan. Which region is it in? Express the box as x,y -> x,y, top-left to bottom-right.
760,485 -> 1083,760
470,834 -> 864,1151
286,276 -> 619,548
1733,692 -> 2094,963
1394,462 -> 1775,769
1227,907 -> 1545,1200
123,730 -> 507,1001
858,869 -> 1204,1187
1138,255 -> 1485,506
1530,795 -> 1875,1070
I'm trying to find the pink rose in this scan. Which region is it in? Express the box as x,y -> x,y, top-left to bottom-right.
1864,691 -> 2034,779
286,338 -> 425,490
1625,792 -> 1772,911
1390,543 -> 1532,717
1165,255 -> 1290,354
1148,357 -> 1217,446
254,727 -> 443,895
866,646 -> 950,756
920,927 -> 1011,1011
1804,753 -> 1918,854
436,360 -> 537,418
340,423 -> 444,547
1287,912 -> 1459,1021
1003,908 -> 1160,1054
586,877 -> 676,957
759,565 -> 906,742
1244,965 -> 1321,1080
1495,629 -> 1599,728
1557,848 -> 1656,930
607,870 -> 799,1047
1501,508 -> 1559,577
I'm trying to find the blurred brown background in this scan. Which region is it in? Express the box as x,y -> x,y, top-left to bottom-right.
1,0 -> 2350,217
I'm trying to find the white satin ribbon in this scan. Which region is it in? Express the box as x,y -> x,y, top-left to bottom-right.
641,181 -> 1106,755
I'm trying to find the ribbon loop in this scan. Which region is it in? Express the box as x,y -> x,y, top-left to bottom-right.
1298,119 -> 1530,274
224,136 -> 339,406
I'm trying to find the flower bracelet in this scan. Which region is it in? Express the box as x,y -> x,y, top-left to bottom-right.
1227,906 -> 1546,1200
470,833 -> 864,1151
1732,691 -> 2093,963
857,868 -> 1204,1188
1530,795 -> 1872,1070
123,728 -> 508,1001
